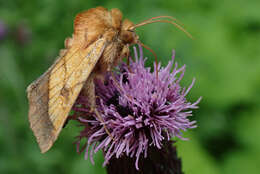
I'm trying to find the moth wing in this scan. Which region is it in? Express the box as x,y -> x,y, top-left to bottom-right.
27,38 -> 106,153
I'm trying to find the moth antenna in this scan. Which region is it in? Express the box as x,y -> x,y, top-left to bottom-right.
138,42 -> 159,79
137,15 -> 185,27
131,19 -> 193,39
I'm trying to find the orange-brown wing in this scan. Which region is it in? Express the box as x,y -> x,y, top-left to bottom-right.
27,38 -> 106,153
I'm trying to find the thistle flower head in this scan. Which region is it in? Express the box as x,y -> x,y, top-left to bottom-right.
72,46 -> 201,170
0,21 -> 7,41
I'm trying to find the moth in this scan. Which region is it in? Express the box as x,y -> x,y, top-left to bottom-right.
27,6 -> 191,153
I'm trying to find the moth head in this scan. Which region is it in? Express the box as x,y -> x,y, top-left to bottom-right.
120,15 -> 193,79
120,19 -> 139,45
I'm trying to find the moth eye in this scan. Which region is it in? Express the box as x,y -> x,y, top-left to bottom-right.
120,30 -> 134,44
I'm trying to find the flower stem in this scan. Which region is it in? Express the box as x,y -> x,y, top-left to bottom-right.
106,141 -> 183,174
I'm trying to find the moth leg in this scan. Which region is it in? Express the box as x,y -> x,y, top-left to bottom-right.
83,74 -> 96,112
120,45 -> 132,72
93,108 -> 114,141
121,45 -> 130,65
83,74 -> 114,140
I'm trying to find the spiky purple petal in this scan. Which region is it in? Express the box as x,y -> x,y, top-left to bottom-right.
72,45 -> 201,170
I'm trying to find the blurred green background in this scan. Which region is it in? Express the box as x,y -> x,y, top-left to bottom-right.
1,0 -> 260,173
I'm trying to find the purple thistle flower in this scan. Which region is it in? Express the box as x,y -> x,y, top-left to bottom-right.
0,20 -> 7,41
72,45 -> 201,170
15,23 -> 31,46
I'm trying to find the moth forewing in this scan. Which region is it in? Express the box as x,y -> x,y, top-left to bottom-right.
27,38 -> 107,153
